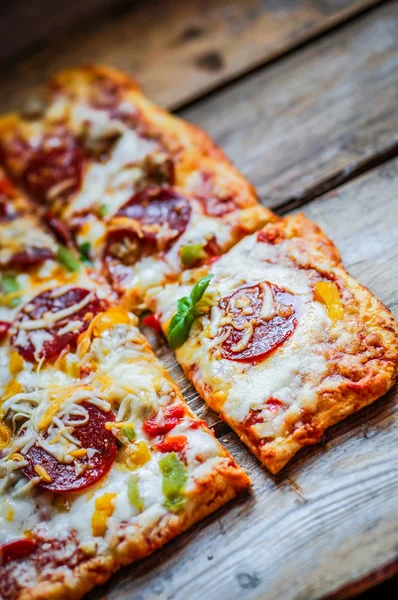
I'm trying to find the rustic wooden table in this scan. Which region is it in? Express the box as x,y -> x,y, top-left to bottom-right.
2,1 -> 397,598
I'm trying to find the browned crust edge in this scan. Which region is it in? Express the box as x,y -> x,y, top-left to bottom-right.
17,458 -> 250,600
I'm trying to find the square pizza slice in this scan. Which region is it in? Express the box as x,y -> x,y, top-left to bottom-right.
0,65 -> 274,307
0,176 -> 250,599
147,214 -> 398,473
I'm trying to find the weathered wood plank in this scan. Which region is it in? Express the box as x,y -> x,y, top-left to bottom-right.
180,1 -> 398,209
0,0 -> 121,66
0,0 -> 382,112
88,161 -> 398,599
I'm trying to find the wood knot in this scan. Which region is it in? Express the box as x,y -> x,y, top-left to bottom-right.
195,51 -> 224,72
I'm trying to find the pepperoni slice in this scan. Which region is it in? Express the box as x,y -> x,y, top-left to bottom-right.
6,247 -> 54,270
104,188 -> 191,283
0,322 -> 11,342
218,284 -> 299,364
12,287 -> 104,362
17,130 -> 83,203
23,402 -> 117,493
118,187 -> 190,243
0,538 -> 37,565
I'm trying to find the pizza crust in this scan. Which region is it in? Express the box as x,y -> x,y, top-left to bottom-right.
16,457 -> 248,600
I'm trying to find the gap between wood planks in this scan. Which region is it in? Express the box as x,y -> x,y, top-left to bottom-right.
276,139 -> 398,216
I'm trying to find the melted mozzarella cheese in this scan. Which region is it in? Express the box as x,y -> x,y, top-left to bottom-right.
152,232 -> 337,439
0,315 -> 229,553
64,104 -> 159,219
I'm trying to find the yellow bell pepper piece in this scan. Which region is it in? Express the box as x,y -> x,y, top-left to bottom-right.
95,492 -> 117,513
9,351 -> 24,375
92,511 -> 109,537
314,281 -> 344,322
127,441 -> 151,471
92,493 -> 117,537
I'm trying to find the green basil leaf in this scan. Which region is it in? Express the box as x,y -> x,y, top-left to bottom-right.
180,243 -> 205,267
56,245 -> 81,272
190,274 -> 213,305
167,311 -> 194,350
78,241 -> 92,265
167,275 -> 213,350
159,452 -> 187,513
175,296 -> 192,317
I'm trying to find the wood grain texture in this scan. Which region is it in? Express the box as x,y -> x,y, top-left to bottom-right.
0,0 -> 123,66
87,161 -> 398,600
180,1 -> 398,209
0,0 -> 382,112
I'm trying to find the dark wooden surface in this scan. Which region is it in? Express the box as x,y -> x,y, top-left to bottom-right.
0,0 -> 124,66
2,1 -> 397,598
0,0 -> 383,111
180,1 -> 398,209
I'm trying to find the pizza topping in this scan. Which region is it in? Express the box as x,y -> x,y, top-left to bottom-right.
217,283 -> 298,363
9,351 -> 24,375
0,538 -> 37,565
1,274 -> 21,308
55,245 -> 81,272
180,243 -> 206,267
18,130 -> 84,203
245,398 -> 286,440
0,321 -> 11,342
159,452 -> 187,513
0,198 -> 15,222
45,212 -> 73,247
77,307 -> 131,355
23,402 -> 117,493
92,492 -> 117,537
78,241 -> 92,265
193,172 -> 238,217
105,188 -> 191,269
13,287 -> 104,362
142,313 -> 162,332
155,435 -> 188,453
314,281 -> 343,321
127,474 -> 144,512
167,275 -> 213,350
0,422 -> 11,450
257,227 -> 283,245
98,203 -> 108,218
0,177 -> 16,201
118,440 -> 151,471
6,247 -> 54,270
143,404 -> 185,437
121,425 -> 136,443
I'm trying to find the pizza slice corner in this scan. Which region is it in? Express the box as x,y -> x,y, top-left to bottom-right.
147,213 -> 398,473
